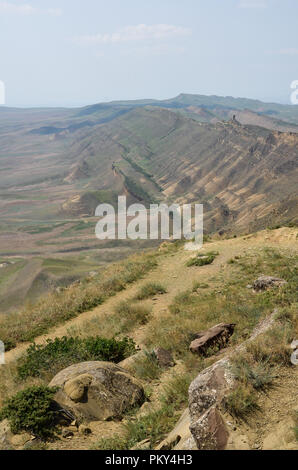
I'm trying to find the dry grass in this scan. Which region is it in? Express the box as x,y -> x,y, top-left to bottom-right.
134,282 -> 167,300
143,248 -> 298,363
0,253 -> 158,350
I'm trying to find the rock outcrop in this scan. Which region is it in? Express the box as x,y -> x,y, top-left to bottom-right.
49,361 -> 145,422
252,276 -> 287,291
190,323 -> 235,355
188,359 -> 232,449
153,347 -> 175,368
188,310 -> 278,450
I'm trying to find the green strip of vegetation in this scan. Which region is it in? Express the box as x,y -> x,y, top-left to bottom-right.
17,336 -> 136,380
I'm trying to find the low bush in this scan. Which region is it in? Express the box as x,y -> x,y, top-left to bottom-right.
114,301 -> 151,332
17,336 -> 136,379
186,251 -> 219,267
0,386 -> 59,438
230,357 -> 276,390
93,404 -> 177,450
223,384 -> 258,418
131,351 -> 161,381
162,373 -> 192,409
135,282 -> 167,300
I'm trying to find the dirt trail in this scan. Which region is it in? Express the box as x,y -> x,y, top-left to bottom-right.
227,366 -> 298,450
4,228 -> 297,367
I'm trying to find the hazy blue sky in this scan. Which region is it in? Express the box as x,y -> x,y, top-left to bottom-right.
0,0 -> 297,107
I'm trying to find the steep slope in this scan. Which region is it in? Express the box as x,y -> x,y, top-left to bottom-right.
0,227 -> 297,450
64,107 -> 298,232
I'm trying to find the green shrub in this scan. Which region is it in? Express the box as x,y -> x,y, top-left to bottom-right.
230,358 -> 276,390
0,386 -> 59,438
17,336 -> 136,379
162,374 -> 192,409
131,351 -> 161,381
187,251 -> 219,267
223,384 -> 258,418
135,282 -> 167,300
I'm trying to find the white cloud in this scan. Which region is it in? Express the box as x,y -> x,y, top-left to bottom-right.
238,0 -> 267,8
75,24 -> 191,46
122,44 -> 186,57
46,8 -> 63,17
278,48 -> 298,56
0,1 -> 36,14
0,2 -> 62,16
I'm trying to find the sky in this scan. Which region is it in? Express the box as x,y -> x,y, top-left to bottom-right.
0,0 -> 298,107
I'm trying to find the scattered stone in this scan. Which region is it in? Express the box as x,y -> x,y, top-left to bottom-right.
79,425 -> 92,436
61,428 -> 74,438
190,323 -> 236,355
131,438 -> 151,450
0,263 -> 9,269
55,287 -> 66,294
10,432 -> 31,448
88,271 -> 98,278
252,275 -> 287,291
153,347 -> 175,368
50,361 -> 145,422
139,401 -> 157,417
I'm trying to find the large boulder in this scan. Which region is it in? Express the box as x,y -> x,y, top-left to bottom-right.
49,361 -> 145,422
190,323 -> 235,355
188,359 -> 233,450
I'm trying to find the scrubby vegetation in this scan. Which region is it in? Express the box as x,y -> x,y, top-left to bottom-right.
224,303 -> 297,419
17,336 -> 136,380
223,384 -> 259,418
145,248 -> 297,361
130,351 -> 162,381
113,301 -> 151,332
0,386 -> 59,439
135,282 -> 167,300
0,232 -> 297,450
186,251 -> 219,267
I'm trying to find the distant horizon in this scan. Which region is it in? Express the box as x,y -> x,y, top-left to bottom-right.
0,91 -> 296,110
1,1 -> 297,108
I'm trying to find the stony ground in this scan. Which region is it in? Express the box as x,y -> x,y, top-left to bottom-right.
1,227 -> 297,450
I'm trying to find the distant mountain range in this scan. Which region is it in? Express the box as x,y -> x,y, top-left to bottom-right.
0,93 -> 297,233
0,93 -> 297,312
